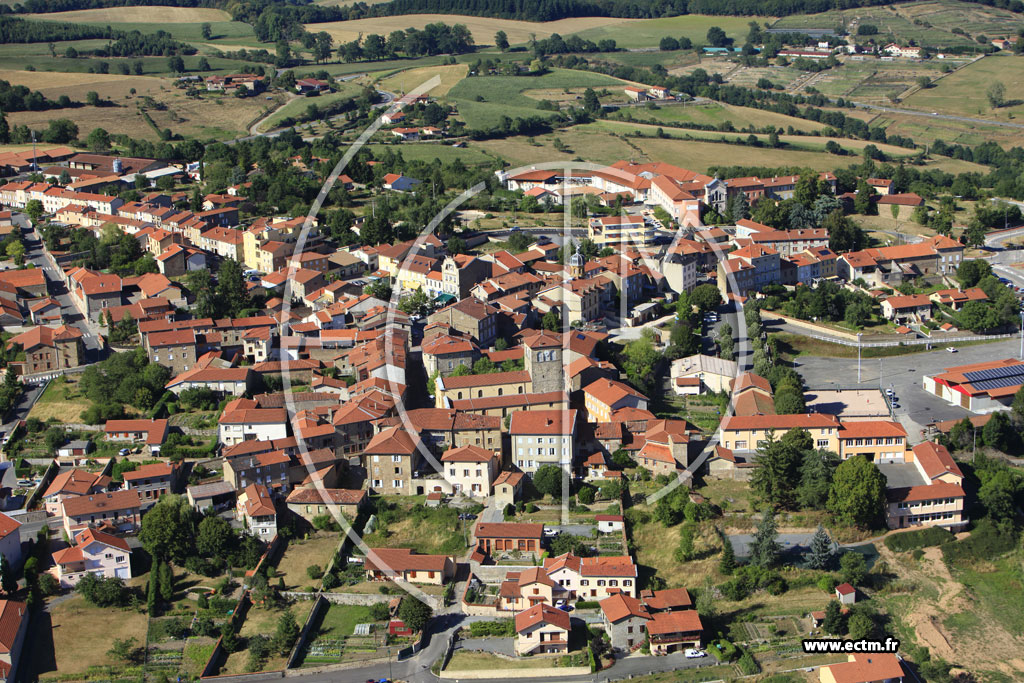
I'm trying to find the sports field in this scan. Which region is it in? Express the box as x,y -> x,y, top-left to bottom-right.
904,54 -> 1024,120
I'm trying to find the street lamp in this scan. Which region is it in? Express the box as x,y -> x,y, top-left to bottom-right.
857,332 -> 863,384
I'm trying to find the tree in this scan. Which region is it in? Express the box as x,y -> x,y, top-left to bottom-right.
216,259 -> 250,317
827,456 -> 887,529
839,551 -> 867,586
982,410 -> 1015,452
823,600 -> 845,635
957,259 -> 992,288
987,80 -> 1006,109
168,55 -> 185,74
495,30 -> 509,50
25,199 -> 43,225
749,509 -> 781,568
139,495 -> 196,564
541,308 -> 560,332
196,515 -> 234,559
197,57 -> 211,71
158,561 -> 174,602
533,464 -> 563,499
718,530 -> 736,575
583,87 -> 600,113
5,240 -> 25,265
621,332 -> 659,395
274,611 -> 300,656
853,179 -> 877,215
660,36 -> 680,51
690,284 -> 722,313
108,637 -> 142,664
0,554 -> 15,595
797,449 -> 839,510
847,611 -> 875,640
86,90 -> 100,106
86,127 -> 110,152
201,22 -> 212,39
807,525 -> 833,570
397,595 -> 433,632
706,26 -> 728,47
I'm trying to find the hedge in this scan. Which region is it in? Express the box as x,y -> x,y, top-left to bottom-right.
941,520 -> 1018,565
575,600 -> 600,610
883,527 -> 953,553
708,639 -> 738,662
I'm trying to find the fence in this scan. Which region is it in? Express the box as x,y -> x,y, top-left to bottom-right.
803,332 -> 1014,348
200,590 -> 253,679
280,591 -> 392,606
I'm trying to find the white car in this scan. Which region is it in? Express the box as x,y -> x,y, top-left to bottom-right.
543,527 -> 559,538
684,648 -> 706,658
946,347 -> 958,353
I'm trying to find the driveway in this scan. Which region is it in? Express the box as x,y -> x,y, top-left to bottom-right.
547,523 -> 595,538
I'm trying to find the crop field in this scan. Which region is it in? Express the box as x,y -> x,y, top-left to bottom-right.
445,69 -> 628,129
607,101 -> 828,133
872,111 -> 1024,149
367,143 -> 494,165
27,7 -> 232,23
0,42 -> 256,76
905,54 -> 1024,120
803,58 -> 955,100
307,15 -> 628,46
571,15 -> 773,49
893,0 -> 1024,39
0,69 -> 167,101
724,63 -> 806,89
587,49 -> 699,71
378,64 -> 468,97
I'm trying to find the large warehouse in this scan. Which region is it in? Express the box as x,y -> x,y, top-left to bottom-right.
923,358 -> 1024,413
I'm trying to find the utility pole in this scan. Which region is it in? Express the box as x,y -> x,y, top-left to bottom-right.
857,332 -> 863,384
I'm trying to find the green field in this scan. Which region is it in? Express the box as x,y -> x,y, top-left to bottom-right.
905,54 -> 1024,120
608,101 -> 827,133
367,143 -> 495,165
259,83 -> 363,131
572,15 -> 772,49
0,41 -> 258,76
445,68 -> 627,129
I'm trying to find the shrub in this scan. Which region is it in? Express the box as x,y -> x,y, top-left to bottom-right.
709,639 -> 738,661
911,548 -> 924,561
321,572 -> 340,590
525,503 -> 539,513
575,600 -> 600,609
737,648 -> 760,675
306,565 -> 323,580
883,527 -> 953,553
941,519 -> 1017,565
817,575 -> 838,592
468,620 -> 516,637
369,602 -> 390,621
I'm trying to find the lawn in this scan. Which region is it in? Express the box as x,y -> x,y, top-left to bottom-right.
41,595 -> 149,678
446,68 -> 629,129
29,375 -> 95,423
361,498 -> 473,555
953,555 -> 1024,637
905,54 -> 1024,121
274,533 -> 341,591
446,651 -> 554,671
367,142 -> 495,165
258,82 -> 363,131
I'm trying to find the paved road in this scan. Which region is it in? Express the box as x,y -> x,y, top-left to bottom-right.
793,336 -> 1024,440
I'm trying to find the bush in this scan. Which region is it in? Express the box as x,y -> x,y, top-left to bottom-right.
306,564 -> 323,580
709,639 -> 738,661
817,575 -> 838,592
525,503 -> 538,513
737,648 -> 760,675
369,602 -> 390,621
941,519 -> 1017,565
883,527 -> 953,553
575,600 -> 600,609
468,620 -> 516,637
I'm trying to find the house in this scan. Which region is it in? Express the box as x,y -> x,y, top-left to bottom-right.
104,419 -> 169,454
672,354 -> 737,394
218,398 -> 288,447
365,426 -> 423,496
391,127 -> 420,141
224,449 -> 291,492
285,487 -> 367,524
600,593 -> 650,652
514,603 -> 571,656
41,469 -> 110,517
929,287 -> 986,311
623,86 -> 650,102
60,490 -> 142,536
6,325 -> 84,375
145,329 -> 198,375
382,173 -> 421,192
596,514 -> 624,534
474,522 -> 544,558
880,294 -> 931,321
441,445 -> 499,498
422,335 -> 479,377
435,370 -> 531,409
509,409 -> 578,477
237,484 -> 277,539
0,600 -> 29,683
818,653 -> 904,683
0,515 -> 20,570
646,610 -> 704,654
364,548 -> 455,584
56,440 -> 91,460
544,552 -> 638,600
583,378 -> 647,422
296,78 -> 329,94
835,582 -> 856,605
493,470 -> 524,507
427,297 -> 498,347
165,367 -> 254,396
186,481 -> 236,512
50,527 -> 132,587
121,462 -> 180,507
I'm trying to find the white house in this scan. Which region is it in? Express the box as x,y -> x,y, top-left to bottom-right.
49,527 -> 132,588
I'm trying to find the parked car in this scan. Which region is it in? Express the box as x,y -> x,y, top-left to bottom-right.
118,448 -> 130,456
946,347 -> 958,353
543,527 -> 559,537
458,513 -> 476,520
685,649 -> 706,658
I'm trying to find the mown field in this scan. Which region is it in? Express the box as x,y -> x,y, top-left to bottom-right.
606,101 -> 828,133
27,6 -> 232,22
378,64 -> 468,97
571,15 -> 773,49
904,54 -> 1024,120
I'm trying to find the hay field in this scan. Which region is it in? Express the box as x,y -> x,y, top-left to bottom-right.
308,15 -> 633,46
27,6 -> 231,23
905,54 -> 1024,120
0,69 -> 167,100
379,64 -> 468,97
607,101 -> 828,133
572,15 -> 773,49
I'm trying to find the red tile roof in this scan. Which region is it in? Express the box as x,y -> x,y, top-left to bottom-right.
600,593 -> 650,623
509,409 -> 578,435
646,610 -> 703,636
474,521 -> 543,539
365,547 -> 450,573
515,602 -> 571,633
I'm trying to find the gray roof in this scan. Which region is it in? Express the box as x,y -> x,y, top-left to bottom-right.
187,481 -> 236,500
